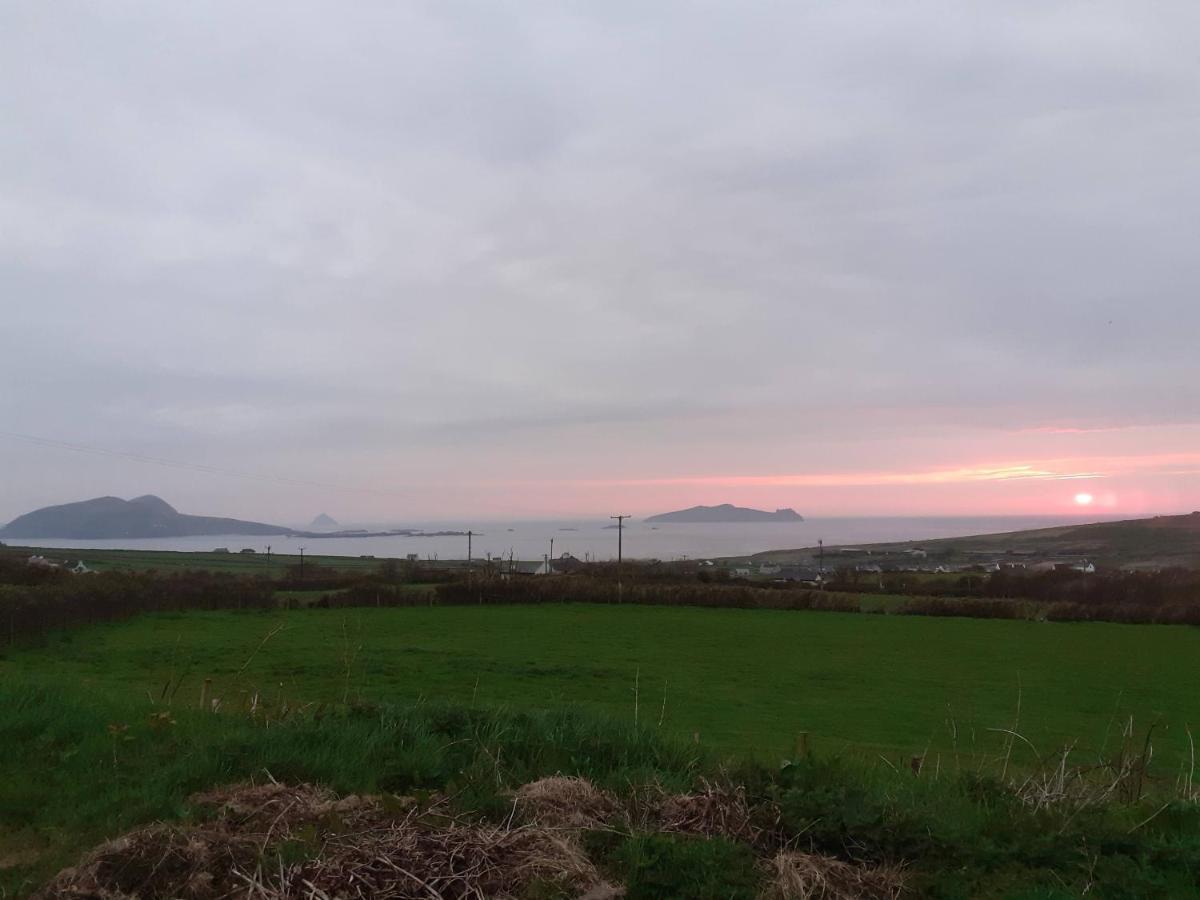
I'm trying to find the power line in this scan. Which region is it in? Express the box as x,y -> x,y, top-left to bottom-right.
0,429 -> 408,498
610,514 -> 630,602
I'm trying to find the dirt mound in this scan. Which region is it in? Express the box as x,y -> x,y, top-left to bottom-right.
513,776 -> 620,829
35,824 -> 261,899
653,779 -> 779,846
278,821 -> 605,898
37,781 -> 906,899
37,782 -> 615,899
761,851 -> 906,900
191,781 -> 391,830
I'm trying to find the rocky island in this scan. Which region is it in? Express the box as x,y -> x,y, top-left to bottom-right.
0,495 -> 291,539
645,504 -> 804,524
309,513 -> 339,530
0,496 -> 474,541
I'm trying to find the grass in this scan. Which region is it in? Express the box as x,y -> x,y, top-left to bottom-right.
4,604 -> 1199,771
0,681 -> 698,896
4,679 -> 1200,898
0,545 -> 386,576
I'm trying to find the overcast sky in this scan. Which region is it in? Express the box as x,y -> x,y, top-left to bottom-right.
2,1 -> 1199,524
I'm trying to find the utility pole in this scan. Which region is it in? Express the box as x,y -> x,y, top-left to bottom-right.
467,530 -> 473,574
549,537 -> 554,572
299,547 -> 305,580
818,539 -> 824,587
610,514 -> 630,602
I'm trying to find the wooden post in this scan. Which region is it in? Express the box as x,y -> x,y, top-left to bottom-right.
796,732 -> 810,757
200,678 -> 212,711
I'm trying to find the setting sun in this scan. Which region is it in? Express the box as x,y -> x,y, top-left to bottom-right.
1074,492 -> 1094,506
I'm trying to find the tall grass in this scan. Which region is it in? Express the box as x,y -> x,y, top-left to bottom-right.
4,678 -> 1200,898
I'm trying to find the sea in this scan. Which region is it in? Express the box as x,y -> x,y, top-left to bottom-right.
7,515 -> 1128,563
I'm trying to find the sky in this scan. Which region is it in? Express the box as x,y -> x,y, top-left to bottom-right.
2,1 -> 1199,525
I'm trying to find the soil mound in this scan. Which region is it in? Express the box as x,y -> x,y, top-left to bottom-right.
513,776 -> 620,829
38,782 -> 613,899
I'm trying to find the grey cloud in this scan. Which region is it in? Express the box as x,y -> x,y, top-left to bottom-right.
2,1 -> 1198,519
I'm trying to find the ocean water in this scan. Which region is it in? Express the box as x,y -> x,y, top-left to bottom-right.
7,515 -> 1126,562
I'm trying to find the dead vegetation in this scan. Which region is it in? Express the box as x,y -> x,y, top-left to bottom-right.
35,778 -> 910,899
512,776 -> 620,830
760,851 -> 906,900
650,778 -> 780,847
37,781 -> 614,900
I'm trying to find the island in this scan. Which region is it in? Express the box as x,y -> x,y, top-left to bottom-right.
0,495 -> 292,539
644,504 -> 804,524
0,495 -> 474,541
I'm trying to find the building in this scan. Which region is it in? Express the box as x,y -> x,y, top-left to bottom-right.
533,553 -> 584,576
775,566 -> 824,584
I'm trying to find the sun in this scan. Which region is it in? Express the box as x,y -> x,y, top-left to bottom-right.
1074,492 -> 1094,506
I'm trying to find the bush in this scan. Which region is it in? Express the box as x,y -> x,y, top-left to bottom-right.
898,598 -> 1025,619
0,570 -> 275,645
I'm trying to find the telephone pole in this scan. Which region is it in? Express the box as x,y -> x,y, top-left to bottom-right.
549,537 -> 554,572
467,530 -> 473,575
610,514 -> 630,601
299,547 -> 305,580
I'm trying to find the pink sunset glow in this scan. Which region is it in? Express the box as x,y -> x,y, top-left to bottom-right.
1,3 -> 1198,527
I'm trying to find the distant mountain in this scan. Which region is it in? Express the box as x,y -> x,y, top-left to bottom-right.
309,513 -> 339,530
645,504 -> 804,524
0,495 -> 292,539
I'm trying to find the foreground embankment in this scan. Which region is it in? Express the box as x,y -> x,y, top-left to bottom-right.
4,681 -> 1200,898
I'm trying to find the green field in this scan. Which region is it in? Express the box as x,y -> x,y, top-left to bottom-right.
0,544 -> 388,575
5,604 -> 1197,768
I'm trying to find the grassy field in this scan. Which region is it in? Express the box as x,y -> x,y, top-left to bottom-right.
7,604 -> 1200,897
4,604 -> 1198,768
8,681 -> 1200,899
0,544 -> 387,575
